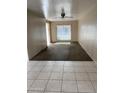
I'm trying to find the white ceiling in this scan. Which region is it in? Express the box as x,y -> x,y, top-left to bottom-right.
27,0 -> 97,21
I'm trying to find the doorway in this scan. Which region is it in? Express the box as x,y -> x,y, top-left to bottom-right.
57,25 -> 71,41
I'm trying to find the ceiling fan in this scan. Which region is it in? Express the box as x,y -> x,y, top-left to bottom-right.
54,8 -> 73,19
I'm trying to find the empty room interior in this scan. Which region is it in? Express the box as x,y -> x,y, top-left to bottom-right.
27,0 -> 97,93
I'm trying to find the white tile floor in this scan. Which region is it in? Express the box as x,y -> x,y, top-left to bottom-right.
27,61 -> 97,93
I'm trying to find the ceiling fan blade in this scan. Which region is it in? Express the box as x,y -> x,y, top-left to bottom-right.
51,16 -> 73,20
64,16 -> 73,18
52,16 -> 62,19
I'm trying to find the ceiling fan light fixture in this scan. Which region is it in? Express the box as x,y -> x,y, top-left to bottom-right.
61,12 -> 65,18
52,8 -> 73,20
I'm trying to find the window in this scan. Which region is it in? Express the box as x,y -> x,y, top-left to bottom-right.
57,25 -> 71,41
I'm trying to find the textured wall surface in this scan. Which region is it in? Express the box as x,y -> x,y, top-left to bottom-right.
78,7 -> 97,61
27,10 -> 47,59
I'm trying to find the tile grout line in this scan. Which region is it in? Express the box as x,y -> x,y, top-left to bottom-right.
61,62 -> 64,93
27,62 -> 38,73
28,62 -> 46,92
86,65 -> 96,93
28,61 -> 97,93
27,63 -> 46,91
42,62 -> 55,93
74,66 -> 79,93
43,61 -> 64,93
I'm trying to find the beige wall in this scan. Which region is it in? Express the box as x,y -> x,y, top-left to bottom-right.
50,21 -> 78,42
78,8 -> 97,61
27,10 -> 47,59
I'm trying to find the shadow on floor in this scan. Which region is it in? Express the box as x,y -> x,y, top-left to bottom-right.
31,42 -> 93,61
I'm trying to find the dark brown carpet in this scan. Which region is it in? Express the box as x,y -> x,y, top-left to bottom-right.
31,42 -> 93,61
